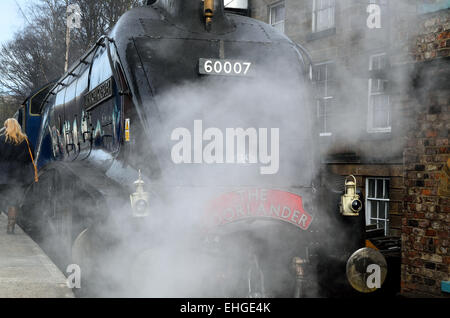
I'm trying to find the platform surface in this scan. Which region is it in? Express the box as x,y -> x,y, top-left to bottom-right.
0,213 -> 74,298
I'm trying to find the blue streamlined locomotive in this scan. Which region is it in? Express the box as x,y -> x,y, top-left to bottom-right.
17,0 -> 368,297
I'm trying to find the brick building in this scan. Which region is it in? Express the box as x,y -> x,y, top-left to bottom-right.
247,0 -> 449,296
400,8 -> 450,297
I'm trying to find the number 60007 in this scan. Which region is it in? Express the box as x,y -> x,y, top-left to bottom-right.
201,59 -> 252,77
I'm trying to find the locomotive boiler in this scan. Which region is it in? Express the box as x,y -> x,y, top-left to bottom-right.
17,0 -> 368,297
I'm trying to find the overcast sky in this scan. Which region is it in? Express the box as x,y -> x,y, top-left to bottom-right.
0,0 -> 32,46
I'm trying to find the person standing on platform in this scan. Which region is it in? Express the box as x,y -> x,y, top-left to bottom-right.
0,118 -> 37,234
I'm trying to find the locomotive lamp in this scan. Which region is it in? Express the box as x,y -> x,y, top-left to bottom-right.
130,170 -> 150,218
204,0 -> 214,30
340,175 -> 363,216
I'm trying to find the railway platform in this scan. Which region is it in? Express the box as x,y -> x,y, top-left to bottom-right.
0,212 -> 74,298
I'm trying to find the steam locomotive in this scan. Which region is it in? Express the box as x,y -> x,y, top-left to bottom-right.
15,0 -> 369,297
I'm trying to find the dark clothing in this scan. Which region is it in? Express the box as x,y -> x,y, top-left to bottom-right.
0,184 -> 25,208
0,135 -> 34,186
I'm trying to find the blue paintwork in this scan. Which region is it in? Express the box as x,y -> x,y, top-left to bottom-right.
442,281 -> 450,293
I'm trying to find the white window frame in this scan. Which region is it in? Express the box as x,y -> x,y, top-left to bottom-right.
312,0 -> 336,33
366,177 -> 390,236
314,61 -> 334,137
224,0 -> 248,9
368,53 -> 391,133
269,1 -> 285,33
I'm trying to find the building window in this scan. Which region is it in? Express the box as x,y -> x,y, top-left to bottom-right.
314,62 -> 335,136
366,178 -> 390,236
269,1 -> 285,33
224,0 -> 248,9
312,0 -> 335,33
368,53 -> 390,133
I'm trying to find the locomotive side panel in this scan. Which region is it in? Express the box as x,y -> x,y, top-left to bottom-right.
37,40 -> 123,171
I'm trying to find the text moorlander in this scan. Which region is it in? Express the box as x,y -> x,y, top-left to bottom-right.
180,302 -> 272,315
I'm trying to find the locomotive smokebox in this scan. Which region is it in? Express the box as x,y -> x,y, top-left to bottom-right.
148,0 -> 233,33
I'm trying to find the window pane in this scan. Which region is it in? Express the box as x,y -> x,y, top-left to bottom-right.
317,0 -> 323,10
379,55 -> 388,70
372,56 -> 379,70
376,179 -> 383,199
371,54 -> 388,71
371,79 -> 387,94
273,7 -> 280,23
382,80 -> 388,93
384,180 -> 390,199
278,6 -> 286,22
315,81 -> 326,97
318,10 -> 326,30
379,201 -> 386,219
314,0 -> 335,32
366,178 -> 390,236
89,46 -> 113,91
75,68 -> 89,97
373,95 -> 390,128
30,85 -> 52,115
371,201 -> 377,218
317,99 -> 333,134
368,179 -> 375,198
329,7 -> 335,28
317,64 -> 326,81
371,79 -> 380,93
55,88 -> 66,109
315,63 -> 334,96
326,63 -> 335,80
271,4 -> 285,25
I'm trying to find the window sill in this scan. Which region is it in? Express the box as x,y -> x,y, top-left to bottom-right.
307,28 -> 336,42
360,130 -> 392,141
367,128 -> 392,134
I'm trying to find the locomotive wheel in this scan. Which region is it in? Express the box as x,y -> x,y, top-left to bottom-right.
21,166 -> 84,272
37,169 -> 72,269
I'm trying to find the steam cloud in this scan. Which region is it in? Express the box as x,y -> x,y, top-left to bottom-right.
12,1 -> 427,298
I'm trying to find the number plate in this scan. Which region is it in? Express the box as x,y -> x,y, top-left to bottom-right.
199,58 -> 253,77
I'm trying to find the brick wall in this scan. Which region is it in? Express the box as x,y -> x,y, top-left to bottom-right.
401,9 -> 450,297
413,9 -> 450,61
